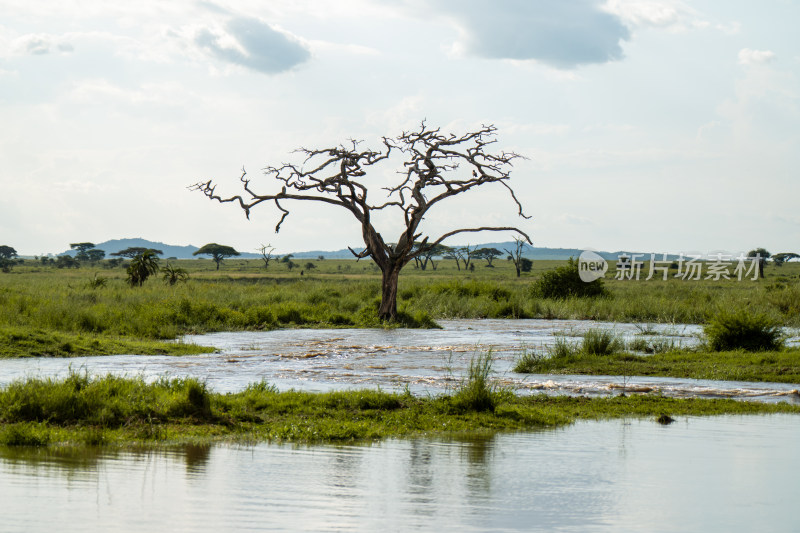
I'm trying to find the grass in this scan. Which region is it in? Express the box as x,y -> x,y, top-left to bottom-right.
514,340 -> 800,384
704,308 -> 783,351
1,371 -> 797,447
0,326 -> 213,358
1,258 -> 799,358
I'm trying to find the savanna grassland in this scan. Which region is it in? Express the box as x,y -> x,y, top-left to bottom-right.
1,256 -> 799,447
1,256 -> 798,359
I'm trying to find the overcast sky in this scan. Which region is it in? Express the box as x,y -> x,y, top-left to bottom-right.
1,0 -> 798,256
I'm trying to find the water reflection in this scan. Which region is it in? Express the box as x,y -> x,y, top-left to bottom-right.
4,415 -> 797,532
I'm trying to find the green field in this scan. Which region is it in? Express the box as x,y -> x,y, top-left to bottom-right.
1,257 -> 799,359
1,257 -> 799,447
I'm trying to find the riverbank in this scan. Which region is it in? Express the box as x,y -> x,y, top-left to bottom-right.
1,373 -> 798,448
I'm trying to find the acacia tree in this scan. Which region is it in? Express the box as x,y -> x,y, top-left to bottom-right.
70,242 -> 95,261
412,243 -> 449,271
773,252 -> 799,266
459,245 -> 478,271
505,237 -> 530,278
112,247 -> 164,258
191,123 -> 531,321
0,245 -> 18,273
475,247 -> 502,267
194,243 -> 240,270
747,248 -> 770,278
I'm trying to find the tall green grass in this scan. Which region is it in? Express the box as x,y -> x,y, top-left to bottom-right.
704,309 -> 783,351
2,260 -> 800,358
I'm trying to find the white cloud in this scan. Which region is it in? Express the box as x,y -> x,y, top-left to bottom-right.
738,48 -> 775,66
191,16 -> 311,74
389,0 -> 631,69
603,0 -> 690,28
6,33 -> 76,56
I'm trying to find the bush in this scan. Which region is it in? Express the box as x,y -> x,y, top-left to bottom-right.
452,350 -> 498,412
531,258 -> 608,299
512,348 -> 545,373
581,329 -> 623,356
704,309 -> 783,351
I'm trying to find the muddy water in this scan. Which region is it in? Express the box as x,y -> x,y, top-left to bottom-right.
2,415 -> 799,532
0,319 -> 797,403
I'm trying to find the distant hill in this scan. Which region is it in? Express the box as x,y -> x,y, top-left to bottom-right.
60,238 -> 259,259
58,238 -> 674,261
290,242 -> 666,261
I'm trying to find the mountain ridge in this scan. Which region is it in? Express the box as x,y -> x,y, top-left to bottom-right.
58,238 -> 670,261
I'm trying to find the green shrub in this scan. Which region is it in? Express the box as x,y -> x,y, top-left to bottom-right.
581,329 -> 623,356
452,350 -> 497,412
550,336 -> 580,359
704,309 -> 783,351
512,348 -> 545,373
531,258 -> 609,299
0,422 -> 51,446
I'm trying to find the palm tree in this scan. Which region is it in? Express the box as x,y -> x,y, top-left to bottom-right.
126,250 -> 160,287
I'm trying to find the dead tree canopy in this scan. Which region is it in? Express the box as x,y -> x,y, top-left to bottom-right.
191,122 -> 531,321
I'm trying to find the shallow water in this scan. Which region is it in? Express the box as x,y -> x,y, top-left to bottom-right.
0,319 -> 797,403
2,415 -> 799,532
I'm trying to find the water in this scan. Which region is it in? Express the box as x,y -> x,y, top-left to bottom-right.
2,415 -> 798,532
0,319 -> 797,403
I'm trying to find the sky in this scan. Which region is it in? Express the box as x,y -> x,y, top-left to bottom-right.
1,0 -> 798,257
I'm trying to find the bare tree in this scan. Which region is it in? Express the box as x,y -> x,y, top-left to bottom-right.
191,122 -> 531,321
505,237 -> 529,278
258,243 -> 275,269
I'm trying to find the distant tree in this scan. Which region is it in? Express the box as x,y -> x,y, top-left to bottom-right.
193,243 -> 240,270
412,243 -> 450,271
162,262 -> 190,286
257,244 -> 275,269
55,255 -> 80,269
280,254 -> 294,263
747,248 -> 770,278
105,258 -> 125,269
504,238 -> 530,278
317,255 -> 325,261
520,257 -> 533,273
304,262 -> 317,271
443,247 -> 462,271
126,250 -> 160,287
772,252 -> 799,267
86,249 -> 106,264
0,245 -> 18,272
475,247 -> 503,267
112,247 -> 164,258
0,245 -> 18,259
70,242 -> 95,261
461,245 -> 479,271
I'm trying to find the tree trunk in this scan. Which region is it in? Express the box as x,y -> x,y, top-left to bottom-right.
378,265 -> 401,321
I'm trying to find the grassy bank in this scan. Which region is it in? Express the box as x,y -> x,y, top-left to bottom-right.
1,372 -> 798,448
515,346 -> 800,384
